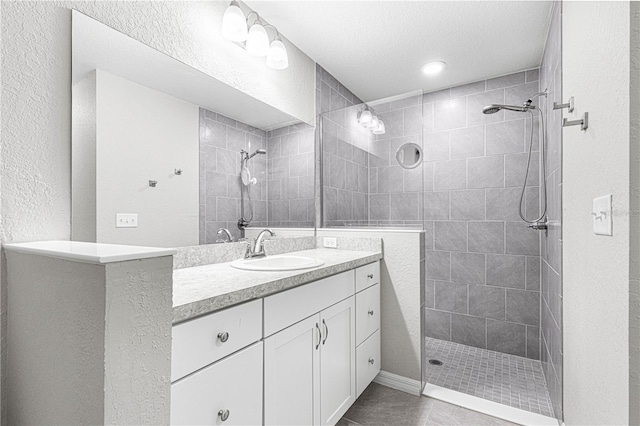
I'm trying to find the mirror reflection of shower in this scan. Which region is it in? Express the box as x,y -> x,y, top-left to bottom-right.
238,148 -> 266,237
482,90 -> 548,230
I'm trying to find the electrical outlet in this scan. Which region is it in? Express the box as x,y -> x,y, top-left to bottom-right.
116,213 -> 138,228
323,237 -> 337,248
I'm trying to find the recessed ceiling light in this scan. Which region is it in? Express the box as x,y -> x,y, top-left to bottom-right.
421,61 -> 446,76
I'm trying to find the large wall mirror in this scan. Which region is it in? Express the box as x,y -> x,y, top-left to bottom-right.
71,11 -> 316,248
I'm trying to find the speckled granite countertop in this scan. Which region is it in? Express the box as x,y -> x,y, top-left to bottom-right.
172,248 -> 382,324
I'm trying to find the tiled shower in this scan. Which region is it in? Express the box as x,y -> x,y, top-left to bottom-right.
318,48 -> 562,415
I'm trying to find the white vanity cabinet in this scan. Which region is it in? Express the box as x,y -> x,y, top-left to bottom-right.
354,262 -> 381,397
263,271 -> 356,426
170,300 -> 263,425
171,260 -> 381,426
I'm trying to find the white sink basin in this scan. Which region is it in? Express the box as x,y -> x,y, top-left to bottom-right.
230,255 -> 325,271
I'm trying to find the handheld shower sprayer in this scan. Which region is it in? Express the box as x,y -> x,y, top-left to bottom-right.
482,90 -> 549,229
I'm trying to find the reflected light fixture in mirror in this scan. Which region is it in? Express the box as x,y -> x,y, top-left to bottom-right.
357,106 -> 385,135
221,1 -> 248,42
221,2 -> 289,69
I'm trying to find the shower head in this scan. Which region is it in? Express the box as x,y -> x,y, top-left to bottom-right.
482,104 -> 529,115
245,148 -> 267,159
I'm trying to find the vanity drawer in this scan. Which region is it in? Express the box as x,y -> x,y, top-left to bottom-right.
356,283 -> 380,345
264,270 -> 354,337
355,261 -> 380,292
171,299 -> 262,382
356,330 -> 381,397
171,341 -> 263,425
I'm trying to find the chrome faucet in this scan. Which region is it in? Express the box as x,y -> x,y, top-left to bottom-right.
216,228 -> 234,243
246,229 -> 275,258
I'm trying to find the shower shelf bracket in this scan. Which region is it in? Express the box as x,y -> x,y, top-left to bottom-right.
563,112 -> 589,131
553,96 -> 574,112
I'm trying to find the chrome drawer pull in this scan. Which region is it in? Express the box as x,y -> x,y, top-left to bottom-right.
217,332 -> 229,343
315,323 -> 321,350
368,358 -> 375,365
367,274 -> 374,279
218,409 -> 230,421
322,319 -> 329,345
368,310 -> 374,316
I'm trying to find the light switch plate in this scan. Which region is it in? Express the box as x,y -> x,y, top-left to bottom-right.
116,213 -> 138,228
592,194 -> 612,236
323,237 -> 337,248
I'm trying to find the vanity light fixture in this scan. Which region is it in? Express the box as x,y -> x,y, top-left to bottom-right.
221,1 -> 248,42
357,106 -> 385,135
221,2 -> 289,70
421,61 -> 446,76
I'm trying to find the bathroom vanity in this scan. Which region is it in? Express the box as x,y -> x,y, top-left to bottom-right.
3,239 -> 381,425
171,249 -> 382,425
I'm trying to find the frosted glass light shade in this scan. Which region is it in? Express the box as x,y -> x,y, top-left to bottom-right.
267,39 -> 289,69
246,23 -> 269,56
359,110 -> 373,127
221,3 -> 248,42
373,120 -> 386,135
368,115 -> 380,129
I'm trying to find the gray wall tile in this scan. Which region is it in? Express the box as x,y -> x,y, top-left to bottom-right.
487,319 -> 526,357
434,97 -> 466,131
450,126 -> 485,159
506,289 -> 540,326
468,221 -> 505,254
434,221 -> 468,252
486,254 -> 526,288
506,222 -> 540,255
435,281 -> 468,314
424,192 -> 450,220
451,314 -> 486,348
451,252 -> 486,284
468,156 -> 505,189
486,72 -> 526,90
426,309 -> 451,340
451,190 -> 485,220
469,285 -> 506,320
427,251 -> 451,281
434,159 -> 467,190
486,119 -> 525,155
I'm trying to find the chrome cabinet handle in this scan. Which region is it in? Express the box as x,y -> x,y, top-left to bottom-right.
368,358 -> 375,365
367,274 -> 374,279
217,332 -> 229,343
322,319 -> 328,345
368,310 -> 374,316
218,409 -> 230,421
315,323 -> 321,350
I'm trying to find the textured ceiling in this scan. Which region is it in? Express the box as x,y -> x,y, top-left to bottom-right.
248,1 -> 553,102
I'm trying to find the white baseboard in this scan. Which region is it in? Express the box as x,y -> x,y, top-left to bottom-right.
373,370 -> 422,396
422,383 -> 559,426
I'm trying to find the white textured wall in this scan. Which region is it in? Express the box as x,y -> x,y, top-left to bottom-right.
6,253 -> 106,425
104,257 -> 173,424
630,2 -> 640,424
562,2 -> 631,424
1,3 -> 316,418
95,70 -> 199,247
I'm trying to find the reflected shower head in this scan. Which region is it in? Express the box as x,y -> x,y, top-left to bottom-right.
482,104 -> 529,115
246,148 -> 267,159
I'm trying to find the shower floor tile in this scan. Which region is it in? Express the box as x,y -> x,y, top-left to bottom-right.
425,337 -> 554,418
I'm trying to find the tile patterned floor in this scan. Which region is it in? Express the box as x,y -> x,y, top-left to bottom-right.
339,382 -> 518,426
424,337 -> 554,417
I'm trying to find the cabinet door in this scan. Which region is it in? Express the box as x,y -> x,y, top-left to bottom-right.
264,314 -> 321,426
170,342 -> 263,425
319,297 -> 356,426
